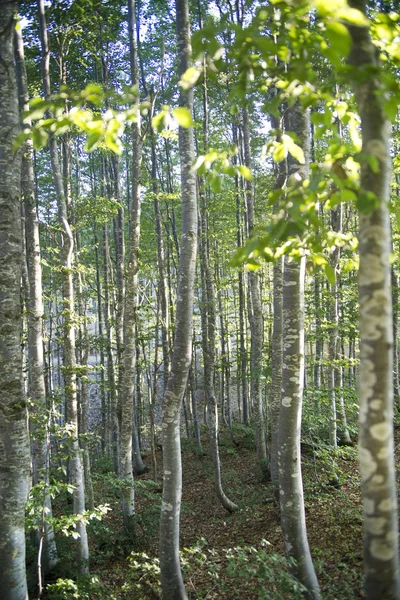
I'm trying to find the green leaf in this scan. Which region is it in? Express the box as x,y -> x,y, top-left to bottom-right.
24,100 -> 49,122
172,107 -> 194,128
238,165 -> 253,180
246,258 -> 261,271
211,175 -> 222,193
31,127 -> 49,149
85,132 -> 102,152
323,263 -> 336,285
152,110 -> 168,132
325,22 -> 351,58
283,135 -> 305,164
356,190 -> 379,214
336,7 -> 369,26
13,131 -> 29,152
273,142 -> 287,163
179,66 -> 201,91
314,0 -> 346,17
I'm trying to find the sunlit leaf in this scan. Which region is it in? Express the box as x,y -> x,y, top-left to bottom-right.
273,142 -> 287,163
179,66 -> 201,90
172,107 -> 194,128
323,263 -> 336,285
238,165 -> 253,180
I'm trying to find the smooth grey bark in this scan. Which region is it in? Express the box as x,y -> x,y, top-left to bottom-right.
336,274 -> 352,446
110,156 -> 126,430
348,3 -> 400,597
102,220 -> 119,473
277,103 -> 320,600
242,107 -> 267,465
37,0 -> 89,573
236,195 -> 249,423
159,0 -> 197,595
151,130 -> 170,390
269,113 -> 286,491
270,255 -> 283,491
93,224 -> 107,453
232,120 -> 249,424
0,5 -> 30,598
391,267 -> 400,405
199,208 -> 237,513
189,360 -> 202,453
197,46 -> 237,512
14,24 -> 58,580
328,205 -> 341,449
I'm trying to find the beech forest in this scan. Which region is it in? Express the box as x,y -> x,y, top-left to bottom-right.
1,0 -> 400,598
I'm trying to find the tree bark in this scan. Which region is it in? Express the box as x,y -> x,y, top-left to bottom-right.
278,102 -> 320,600
242,107 -> 267,466
159,0 -> 197,595
348,2 -> 400,597
120,0 -> 146,528
37,0 -> 89,573
14,23 -> 58,579
0,4 -> 31,598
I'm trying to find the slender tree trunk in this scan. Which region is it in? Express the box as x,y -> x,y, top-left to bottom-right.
196,52 -> 237,512
348,4 -> 400,597
278,102 -> 320,600
270,256 -> 283,491
37,0 -> 89,573
93,224 -> 107,454
110,156 -> 126,436
159,0 -> 197,595
242,107 -> 267,466
328,205 -> 341,449
269,113 -> 286,491
189,360 -> 202,453
0,5 -> 31,598
391,266 -> 400,405
14,24 -> 59,580
102,220 -> 119,473
120,0 -> 146,528
151,131 -> 170,390
199,208 -> 237,513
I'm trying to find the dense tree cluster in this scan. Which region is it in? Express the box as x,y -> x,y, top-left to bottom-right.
1,0 -> 400,598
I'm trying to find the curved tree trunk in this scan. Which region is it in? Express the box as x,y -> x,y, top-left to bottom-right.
348,3 -> 400,597
277,102 -> 320,600
0,4 -> 31,598
197,46 -> 237,512
159,0 -> 197,596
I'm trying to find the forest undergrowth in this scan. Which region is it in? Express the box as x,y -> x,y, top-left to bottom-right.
32,422 -> 400,600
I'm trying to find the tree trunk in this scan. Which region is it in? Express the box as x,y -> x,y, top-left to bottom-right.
120,0 -> 146,528
151,130 -> 170,390
14,24 -> 59,580
37,0 -> 89,573
348,3 -> 400,597
159,0 -> 197,595
242,107 -> 267,466
328,205 -> 341,449
102,221 -> 119,473
0,5 -> 31,598
278,102 -> 320,600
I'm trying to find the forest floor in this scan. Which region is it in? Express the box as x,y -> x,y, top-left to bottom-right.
35,423 -> 400,600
